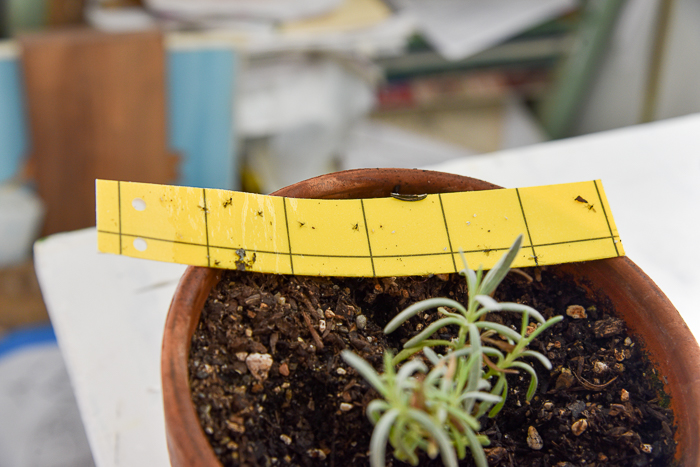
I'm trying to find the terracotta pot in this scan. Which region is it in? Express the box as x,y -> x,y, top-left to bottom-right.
162,168 -> 700,466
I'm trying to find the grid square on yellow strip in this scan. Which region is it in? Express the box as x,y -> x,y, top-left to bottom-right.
456,247 -> 536,271
517,181 -> 619,249
97,231 -> 121,255
121,235 -> 210,267
206,189 -> 290,254
441,189 -> 531,255
363,196 -> 450,257
374,254 -> 455,277
532,238 -> 621,266
292,255 -> 374,277
119,182 -> 208,245
96,180 -> 120,234
209,248 -> 293,274
285,198 -> 371,257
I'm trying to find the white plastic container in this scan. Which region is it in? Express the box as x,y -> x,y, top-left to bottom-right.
0,183 -> 44,268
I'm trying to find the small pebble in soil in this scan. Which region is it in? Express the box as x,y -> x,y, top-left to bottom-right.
340,403 -> 353,412
356,315 -> 367,330
571,419 -> 588,436
226,416 -> 245,433
566,304 -> 587,319
642,444 -> 654,454
307,449 -> 327,460
593,360 -> 608,373
527,426 -> 543,450
245,353 -> 273,381
621,388 -> 630,401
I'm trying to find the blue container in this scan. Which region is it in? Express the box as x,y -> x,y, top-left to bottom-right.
0,47 -> 28,183
167,46 -> 239,190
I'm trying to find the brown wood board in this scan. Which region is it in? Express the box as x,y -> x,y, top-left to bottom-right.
20,29 -> 178,235
0,261 -> 49,330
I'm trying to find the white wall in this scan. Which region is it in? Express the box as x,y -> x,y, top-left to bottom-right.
655,0 -> 700,119
572,0 -> 700,135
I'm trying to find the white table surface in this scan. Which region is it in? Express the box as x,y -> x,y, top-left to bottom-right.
34,113 -> 700,467
35,231 -> 185,467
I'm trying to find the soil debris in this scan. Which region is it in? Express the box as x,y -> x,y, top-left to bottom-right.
565,304 -> 587,319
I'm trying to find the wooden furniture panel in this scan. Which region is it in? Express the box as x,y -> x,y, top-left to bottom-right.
20,29 -> 178,235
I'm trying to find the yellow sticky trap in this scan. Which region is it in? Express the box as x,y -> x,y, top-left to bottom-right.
96,179 -> 624,277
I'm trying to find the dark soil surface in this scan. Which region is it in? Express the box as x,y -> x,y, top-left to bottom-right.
189,266 -> 676,466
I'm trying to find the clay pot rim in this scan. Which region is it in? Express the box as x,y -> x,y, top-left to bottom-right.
162,168 -> 700,466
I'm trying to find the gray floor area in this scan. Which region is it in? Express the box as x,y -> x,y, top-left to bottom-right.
0,343 -> 95,467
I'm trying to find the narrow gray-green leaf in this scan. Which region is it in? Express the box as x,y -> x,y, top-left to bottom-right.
396,359 -> 427,387
474,321 -> 523,342
342,350 -> 386,395
370,409 -> 399,467
407,409 -> 458,467
474,296 -> 546,324
422,346 -> 440,365
391,347 -> 423,366
526,315 -> 564,341
464,324 -> 483,414
488,379 -> 508,418
459,391 -> 503,405
510,361 -> 538,400
444,405 -> 481,431
367,400 -> 390,423
520,350 -> 553,369
385,298 -> 467,334
444,346 -> 475,360
465,427 -> 488,467
404,317 -> 465,348
479,234 -> 523,296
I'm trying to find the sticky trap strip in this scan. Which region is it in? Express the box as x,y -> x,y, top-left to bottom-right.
96,180 -> 623,277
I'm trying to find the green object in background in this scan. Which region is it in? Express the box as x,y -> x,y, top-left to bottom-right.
6,0 -> 47,36
0,0 -> 6,38
537,0 -> 626,139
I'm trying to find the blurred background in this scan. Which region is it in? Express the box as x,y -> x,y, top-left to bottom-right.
0,0 -> 698,465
